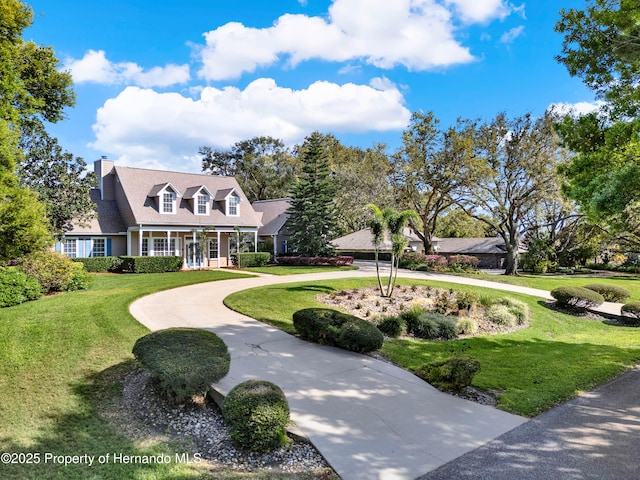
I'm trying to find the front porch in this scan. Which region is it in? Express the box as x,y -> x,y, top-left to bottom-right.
127,226 -> 259,269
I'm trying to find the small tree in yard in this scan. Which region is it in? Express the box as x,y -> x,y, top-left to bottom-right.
369,204 -> 419,297
288,132 -> 337,257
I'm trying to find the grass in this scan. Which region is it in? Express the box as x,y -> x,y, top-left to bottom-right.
243,265 -> 358,275
458,271 -> 640,300
224,277 -> 640,417
0,270 -> 334,480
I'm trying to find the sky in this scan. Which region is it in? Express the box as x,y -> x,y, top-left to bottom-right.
25,0 -> 598,173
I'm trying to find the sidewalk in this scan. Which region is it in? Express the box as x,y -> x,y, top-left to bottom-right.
130,271 -> 526,480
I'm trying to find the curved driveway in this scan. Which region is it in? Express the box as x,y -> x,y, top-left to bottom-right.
128,264 -> 619,480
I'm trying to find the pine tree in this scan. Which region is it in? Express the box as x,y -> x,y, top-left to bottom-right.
288,132 -> 337,257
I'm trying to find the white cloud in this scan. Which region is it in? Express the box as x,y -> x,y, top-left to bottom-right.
444,0 -> 512,23
548,101 -> 606,117
90,79 -> 411,172
197,0 -> 486,80
65,50 -> 190,87
500,25 -> 524,44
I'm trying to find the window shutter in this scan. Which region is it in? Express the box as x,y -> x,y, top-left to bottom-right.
106,238 -> 112,256
55,242 -> 63,253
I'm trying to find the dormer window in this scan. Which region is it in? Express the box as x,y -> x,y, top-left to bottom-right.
196,194 -> 209,215
228,195 -> 239,216
162,192 -> 176,214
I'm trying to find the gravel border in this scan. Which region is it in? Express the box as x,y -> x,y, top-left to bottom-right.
104,368 -> 336,476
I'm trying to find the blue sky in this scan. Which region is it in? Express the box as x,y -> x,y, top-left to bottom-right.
26,0 -> 597,172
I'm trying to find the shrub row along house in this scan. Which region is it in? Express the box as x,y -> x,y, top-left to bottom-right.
57,158 -> 263,268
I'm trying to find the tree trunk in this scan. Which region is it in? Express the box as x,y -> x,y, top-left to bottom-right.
503,243 -> 519,275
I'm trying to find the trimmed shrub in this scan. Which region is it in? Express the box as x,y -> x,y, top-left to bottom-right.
66,262 -> 93,291
551,286 -> 605,309
486,304 -> 517,327
292,308 -> 383,353
223,380 -> 290,452
120,256 -> 183,273
16,251 -> 75,293
621,301 -> 640,326
376,316 -> 406,337
277,256 -> 354,267
132,328 -> 230,404
415,354 -> 481,392
336,318 -> 384,353
0,267 -> 42,307
456,317 -> 479,336
583,284 -> 631,303
497,298 -> 530,325
232,252 -> 271,268
447,255 -> 480,271
74,256 -> 123,272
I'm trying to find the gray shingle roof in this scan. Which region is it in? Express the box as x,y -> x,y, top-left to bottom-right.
114,166 -> 261,227
252,198 -> 292,236
434,237 -> 508,254
332,227 -> 421,251
65,189 -> 127,234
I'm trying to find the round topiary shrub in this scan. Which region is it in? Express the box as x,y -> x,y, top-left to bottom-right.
621,301 -> 640,326
414,354 -> 481,392
376,315 -> 405,337
0,267 -> 42,307
336,318 -> 384,353
133,328 -> 230,404
551,286 -> 605,309
223,380 -> 290,452
292,308 -> 350,344
292,308 -> 383,353
486,304 -> 517,327
583,284 -> 631,303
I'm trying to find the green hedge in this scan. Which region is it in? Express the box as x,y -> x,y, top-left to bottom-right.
73,256 -> 123,272
583,284 -> 631,302
551,286 -> 605,309
120,256 -> 183,273
223,380 -> 290,452
0,267 -> 42,307
232,252 -> 271,268
132,327 -> 230,404
292,308 -> 383,353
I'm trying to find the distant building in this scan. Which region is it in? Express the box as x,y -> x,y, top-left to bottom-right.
252,198 -> 293,258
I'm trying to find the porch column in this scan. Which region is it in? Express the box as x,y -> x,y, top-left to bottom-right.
138,226 -> 143,256
149,231 -> 154,256
254,231 -> 258,252
167,230 -> 172,254
217,231 -> 221,269
273,234 -> 277,259
127,229 -> 132,256
192,230 -> 197,269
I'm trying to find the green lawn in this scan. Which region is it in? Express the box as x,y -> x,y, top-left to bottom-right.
244,265 -> 358,276
458,272 -> 640,300
225,277 -> 640,417
0,270 -> 330,480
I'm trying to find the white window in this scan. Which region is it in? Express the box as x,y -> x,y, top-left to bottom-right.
91,238 -> 105,257
162,192 -> 175,214
196,194 -> 209,215
228,195 -> 239,216
64,239 -> 77,258
153,238 -> 176,256
209,238 -> 218,258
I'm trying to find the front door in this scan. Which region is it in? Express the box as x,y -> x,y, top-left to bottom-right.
185,241 -> 202,268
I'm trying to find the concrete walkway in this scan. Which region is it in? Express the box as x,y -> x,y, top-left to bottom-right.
128,265 -> 624,479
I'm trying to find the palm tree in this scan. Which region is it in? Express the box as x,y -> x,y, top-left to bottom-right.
368,204 -> 419,297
